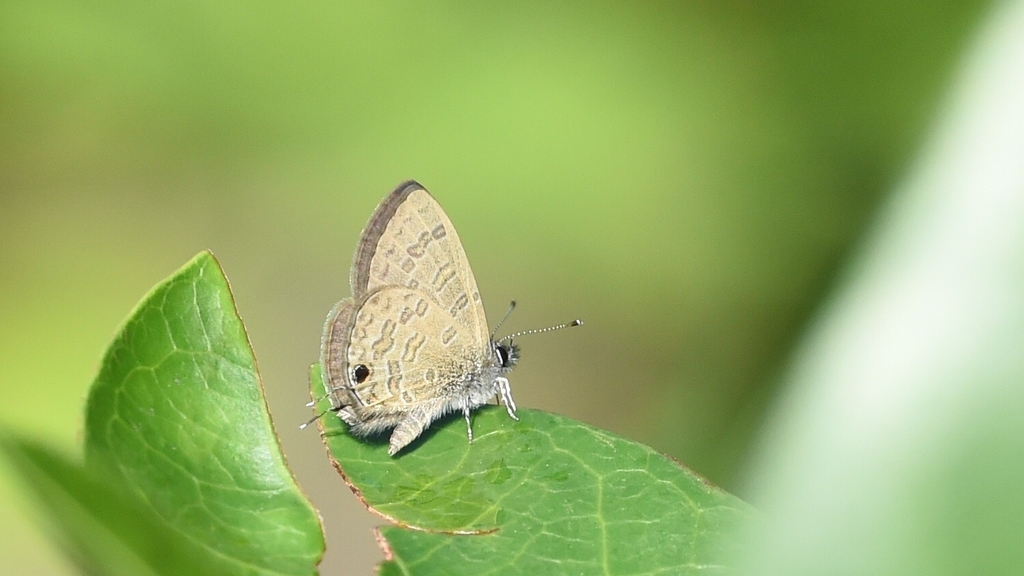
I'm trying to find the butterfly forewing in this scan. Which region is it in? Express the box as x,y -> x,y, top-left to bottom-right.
350,182 -> 489,345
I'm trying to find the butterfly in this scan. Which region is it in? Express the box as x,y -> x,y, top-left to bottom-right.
317,180 -> 578,455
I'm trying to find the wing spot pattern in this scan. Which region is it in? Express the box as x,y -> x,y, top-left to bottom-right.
398,295 -> 430,324
450,293 -> 469,317
431,263 -> 456,292
414,297 -> 429,317
399,307 -> 415,324
371,319 -> 397,361
385,359 -> 403,398
402,332 -> 426,362
406,230 -> 434,259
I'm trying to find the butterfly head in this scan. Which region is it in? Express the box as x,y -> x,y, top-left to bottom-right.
493,340 -> 520,371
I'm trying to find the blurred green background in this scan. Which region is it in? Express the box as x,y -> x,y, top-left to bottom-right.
0,1 -> 992,574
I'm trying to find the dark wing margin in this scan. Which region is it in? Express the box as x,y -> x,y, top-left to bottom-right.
350,180 -> 425,298
320,298 -> 362,407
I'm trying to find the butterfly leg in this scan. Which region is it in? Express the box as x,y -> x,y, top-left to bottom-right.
462,404 -> 474,443
336,406 -> 360,427
495,377 -> 519,421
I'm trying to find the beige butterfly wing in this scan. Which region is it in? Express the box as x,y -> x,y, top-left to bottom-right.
321,297 -> 359,410
344,286 -> 487,412
351,180 -> 490,343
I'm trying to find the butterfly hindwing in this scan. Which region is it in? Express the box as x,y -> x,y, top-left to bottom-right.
344,286 -> 485,411
320,297 -> 358,408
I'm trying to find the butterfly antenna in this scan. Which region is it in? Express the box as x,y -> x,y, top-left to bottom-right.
498,319 -> 582,342
305,391 -> 333,407
301,389 -> 342,429
491,300 -> 517,339
299,405 -> 340,430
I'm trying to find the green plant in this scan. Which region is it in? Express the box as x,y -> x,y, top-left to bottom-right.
1,252 -> 751,575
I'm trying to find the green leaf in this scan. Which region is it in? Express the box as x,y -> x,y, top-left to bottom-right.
310,365 -> 752,575
81,251 -> 324,575
0,433 -> 215,576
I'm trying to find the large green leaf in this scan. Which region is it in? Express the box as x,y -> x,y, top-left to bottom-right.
77,251 -> 324,575
310,366 -> 751,574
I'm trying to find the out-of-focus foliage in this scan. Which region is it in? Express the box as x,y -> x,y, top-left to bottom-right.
0,1 -> 992,574
735,2 -> 1024,575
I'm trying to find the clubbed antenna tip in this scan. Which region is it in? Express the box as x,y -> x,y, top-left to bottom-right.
498,318 -> 584,342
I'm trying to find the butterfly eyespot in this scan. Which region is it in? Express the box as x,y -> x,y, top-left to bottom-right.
352,364 -> 370,383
